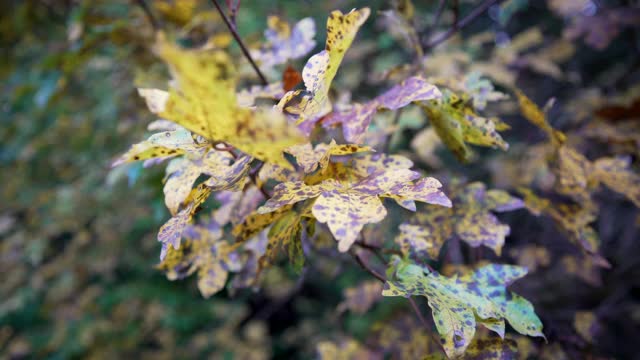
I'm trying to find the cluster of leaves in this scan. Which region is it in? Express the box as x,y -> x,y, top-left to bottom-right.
4,0 -> 640,358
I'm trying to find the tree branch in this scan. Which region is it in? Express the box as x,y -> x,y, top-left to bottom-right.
427,0 -> 447,39
133,0 -> 161,32
352,252 -> 386,282
209,0 -> 268,85
423,0 -> 503,50
225,0 -> 241,29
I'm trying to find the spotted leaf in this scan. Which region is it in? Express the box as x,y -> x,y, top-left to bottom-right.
278,8 -> 370,128
258,171 -> 450,252
157,184 -> 213,260
324,76 -> 441,143
251,16 -> 316,68
383,258 -> 544,358
453,182 -> 524,255
142,37 -> 304,169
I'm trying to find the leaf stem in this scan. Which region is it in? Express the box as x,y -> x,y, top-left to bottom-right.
209,0 -> 268,85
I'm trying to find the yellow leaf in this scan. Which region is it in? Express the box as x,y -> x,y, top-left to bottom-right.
515,90 -> 565,145
142,36 -> 304,169
278,8 -> 370,122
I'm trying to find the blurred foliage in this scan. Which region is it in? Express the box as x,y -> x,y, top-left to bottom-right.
2,0 -> 640,359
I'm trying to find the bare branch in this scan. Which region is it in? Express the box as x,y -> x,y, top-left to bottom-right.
209,0 -> 268,85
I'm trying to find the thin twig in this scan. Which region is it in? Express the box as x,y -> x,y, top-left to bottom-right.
355,241 -> 387,264
355,240 -> 402,256
133,0 -> 160,32
451,0 -> 460,26
408,297 -> 430,330
209,0 -> 268,85
352,252 -> 386,282
351,251 -> 446,354
428,0 -> 447,37
249,161 -> 270,199
226,0 -> 241,29
424,0 -> 503,50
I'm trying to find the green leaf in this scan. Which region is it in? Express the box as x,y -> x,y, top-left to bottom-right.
383,258 -> 544,358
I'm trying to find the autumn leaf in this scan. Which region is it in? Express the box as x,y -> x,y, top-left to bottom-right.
112,126 -> 203,167
232,205 -> 293,243
258,169 -> 450,252
163,150 -> 251,215
139,36 -> 305,168
592,156 -> 640,208
157,183 -> 212,260
277,8 -> 371,126
402,205 -> 453,261
323,76 -> 442,143
453,182 -> 524,255
286,139 -> 373,173
394,224 -> 437,260
157,220 -> 242,298
421,91 -> 509,162
515,90 -> 565,145
264,208 -> 308,271
251,16 -> 316,68
429,72 -> 508,111
406,182 -> 523,257
383,258 -> 544,358
520,188 -> 603,258
462,336 -> 518,360
574,311 -> 599,343
213,185 -> 265,226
